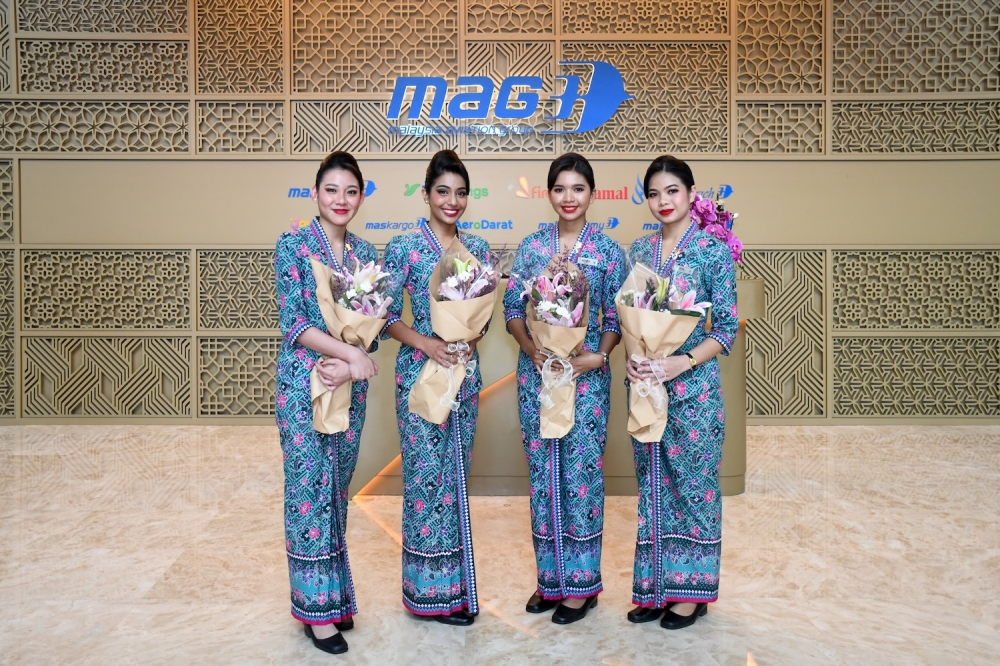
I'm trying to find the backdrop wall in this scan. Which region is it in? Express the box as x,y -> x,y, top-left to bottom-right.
1,1 -> 998,494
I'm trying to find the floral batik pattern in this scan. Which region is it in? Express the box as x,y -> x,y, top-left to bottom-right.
274,219 -> 377,625
502,223 -> 626,600
382,227 -> 491,616
627,228 -> 738,606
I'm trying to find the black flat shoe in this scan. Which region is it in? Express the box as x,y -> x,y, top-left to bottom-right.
432,610 -> 474,626
526,592 -> 559,614
659,603 -> 707,630
626,606 -> 664,623
551,596 -> 598,625
303,624 -> 349,654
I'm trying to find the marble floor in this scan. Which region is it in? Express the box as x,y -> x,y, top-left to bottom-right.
1,425 -> 998,665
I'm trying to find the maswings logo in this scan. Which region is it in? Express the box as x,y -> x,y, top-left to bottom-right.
403,183 -> 490,199
386,61 -> 633,135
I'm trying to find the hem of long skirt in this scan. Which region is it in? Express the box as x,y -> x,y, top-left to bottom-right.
403,599 -> 474,617
631,596 -> 718,607
538,586 -> 603,601
291,609 -> 355,625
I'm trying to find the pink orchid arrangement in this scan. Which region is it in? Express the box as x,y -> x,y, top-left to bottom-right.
329,257 -> 394,318
690,193 -> 743,264
522,257 -> 590,328
437,253 -> 500,302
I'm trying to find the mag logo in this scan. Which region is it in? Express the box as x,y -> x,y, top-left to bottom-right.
288,181 -> 377,198
386,61 -> 633,135
538,217 -> 619,231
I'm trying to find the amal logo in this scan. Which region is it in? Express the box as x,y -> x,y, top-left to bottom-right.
515,176 -> 631,201
404,184 -> 490,199
387,60 -> 632,135
288,181 -> 377,198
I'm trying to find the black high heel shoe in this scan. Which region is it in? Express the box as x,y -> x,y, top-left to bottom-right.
551,595 -> 598,625
659,603 -> 707,630
303,624 -> 349,654
526,592 -> 559,614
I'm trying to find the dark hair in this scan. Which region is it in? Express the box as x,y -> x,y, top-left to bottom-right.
315,151 -> 364,191
643,155 -> 694,196
546,152 -> 595,191
424,149 -> 469,192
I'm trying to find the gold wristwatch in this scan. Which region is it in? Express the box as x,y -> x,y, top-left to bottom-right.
684,352 -> 697,368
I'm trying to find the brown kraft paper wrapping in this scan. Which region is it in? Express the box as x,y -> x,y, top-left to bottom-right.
308,258 -> 386,434
408,240 -> 496,425
616,265 -> 700,443
525,259 -> 590,439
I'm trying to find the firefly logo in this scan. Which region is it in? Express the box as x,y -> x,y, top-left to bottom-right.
515,177 -> 547,199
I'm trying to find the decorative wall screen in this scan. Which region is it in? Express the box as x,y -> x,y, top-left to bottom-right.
0,0 -> 998,422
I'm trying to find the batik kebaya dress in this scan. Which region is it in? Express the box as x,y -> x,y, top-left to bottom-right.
502,223 -> 626,601
626,224 -> 738,608
381,226 -> 491,617
274,219 -> 378,626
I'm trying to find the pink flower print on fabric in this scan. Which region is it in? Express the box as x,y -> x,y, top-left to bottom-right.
688,429 -> 699,441
277,394 -> 288,408
299,501 -> 312,515
443,493 -> 453,505
308,527 -> 320,539
419,525 -> 430,537
345,430 -> 355,442
577,380 -> 590,395
674,381 -> 687,397
289,265 -> 300,281
414,499 -> 425,512
667,445 -> 681,457
409,250 -> 421,264
705,489 -> 715,501
577,484 -> 588,498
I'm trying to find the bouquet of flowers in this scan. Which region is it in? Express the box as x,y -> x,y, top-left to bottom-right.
620,270 -> 711,318
409,241 -> 499,424
521,255 -> 590,438
616,262 -> 706,442
309,255 -> 393,434
691,194 -> 743,264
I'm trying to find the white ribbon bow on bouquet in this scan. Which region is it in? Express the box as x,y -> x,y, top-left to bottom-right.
538,351 -> 574,409
439,341 -> 476,412
630,353 -> 668,411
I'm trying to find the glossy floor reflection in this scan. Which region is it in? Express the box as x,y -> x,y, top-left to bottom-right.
1,425 -> 998,665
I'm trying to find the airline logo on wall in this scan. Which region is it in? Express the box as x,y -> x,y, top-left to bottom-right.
386,61 -> 633,136
288,181 -> 377,197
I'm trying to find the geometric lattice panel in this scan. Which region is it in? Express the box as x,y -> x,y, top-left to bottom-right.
0,0 -> 10,93
833,337 -> 1000,417
199,337 -> 278,416
197,103 -> 284,154
291,0 -> 458,93
463,41 -> 556,155
742,251 -> 826,417
832,101 -> 1000,154
197,0 -> 283,94
291,101 -> 456,154
22,337 -> 191,416
737,103 -> 824,154
0,250 -> 12,416
562,1 -> 728,34
198,251 -> 276,329
0,101 -> 189,153
0,159 -> 11,243
832,0 -> 1000,94
18,41 -> 189,94
833,251 -> 1000,330
468,0 -> 553,33
738,0 -> 823,94
561,42 -> 728,154
16,0 -> 188,32
22,251 -> 191,329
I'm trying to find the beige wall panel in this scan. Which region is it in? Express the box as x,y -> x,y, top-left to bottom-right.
197,250 -> 276,329
0,1 -> 10,94
0,249 -> 12,416
197,0 -> 283,94
18,41 -> 189,94
16,0 -> 188,33
561,1 -> 728,34
737,103 -> 824,154
737,0 -> 824,94
20,159 -> 1000,248
832,102 -> 1000,154
0,159 -> 11,242
199,337 -> 279,417
197,103 -> 284,155
468,1 -> 552,34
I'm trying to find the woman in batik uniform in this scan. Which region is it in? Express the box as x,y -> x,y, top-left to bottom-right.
274,151 -> 380,655
503,153 -> 625,625
382,150 -> 490,627
624,155 -> 738,630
